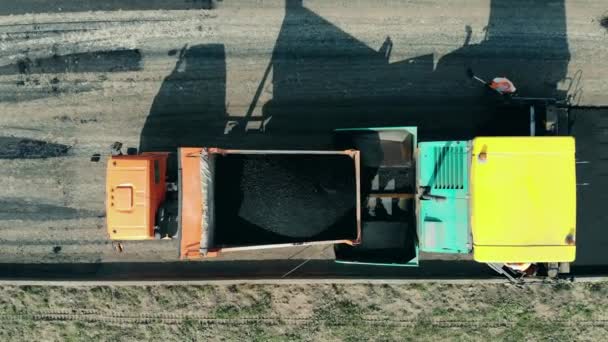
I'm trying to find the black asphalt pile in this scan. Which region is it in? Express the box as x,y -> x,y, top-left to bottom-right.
0,137 -> 70,159
213,154 -> 357,247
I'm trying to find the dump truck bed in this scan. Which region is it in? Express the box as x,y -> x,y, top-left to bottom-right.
179,148 -> 361,259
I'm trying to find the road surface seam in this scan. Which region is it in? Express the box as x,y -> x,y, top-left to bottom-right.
0,277 -> 607,286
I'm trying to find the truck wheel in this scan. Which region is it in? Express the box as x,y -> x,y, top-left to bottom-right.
547,262 -> 559,278
155,206 -> 167,237
156,201 -> 178,238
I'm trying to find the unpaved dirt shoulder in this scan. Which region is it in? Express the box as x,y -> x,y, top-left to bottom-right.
0,282 -> 607,341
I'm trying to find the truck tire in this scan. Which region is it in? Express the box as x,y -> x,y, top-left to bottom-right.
547,262 -> 559,278
156,200 -> 178,238
155,205 -> 167,238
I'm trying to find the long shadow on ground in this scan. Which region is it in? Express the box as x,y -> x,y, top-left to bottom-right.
136,0 -> 606,269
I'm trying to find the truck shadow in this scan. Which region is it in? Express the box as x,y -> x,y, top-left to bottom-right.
139,44 -> 227,153
260,0 -> 570,142
141,0 -> 570,151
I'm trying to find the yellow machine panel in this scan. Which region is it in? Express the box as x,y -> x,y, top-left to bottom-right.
470,137 -> 576,263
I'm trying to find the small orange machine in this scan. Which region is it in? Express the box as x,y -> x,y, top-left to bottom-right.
106,147 -> 362,259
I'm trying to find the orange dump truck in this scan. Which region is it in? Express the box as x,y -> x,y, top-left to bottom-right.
106,147 -> 362,259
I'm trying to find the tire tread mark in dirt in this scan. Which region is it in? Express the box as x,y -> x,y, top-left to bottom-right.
0,310 -> 607,327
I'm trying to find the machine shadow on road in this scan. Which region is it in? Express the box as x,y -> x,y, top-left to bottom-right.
139,44 -> 227,153
260,0 -> 570,143
140,0 -> 571,151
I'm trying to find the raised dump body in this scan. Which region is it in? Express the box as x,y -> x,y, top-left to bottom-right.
179,148 -> 362,259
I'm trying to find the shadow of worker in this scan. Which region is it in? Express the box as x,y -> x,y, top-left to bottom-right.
139,44 -> 227,154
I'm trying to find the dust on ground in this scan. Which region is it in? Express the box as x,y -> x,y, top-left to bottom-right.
0,281 -> 607,341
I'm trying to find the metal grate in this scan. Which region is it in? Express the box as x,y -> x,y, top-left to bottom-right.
433,145 -> 465,189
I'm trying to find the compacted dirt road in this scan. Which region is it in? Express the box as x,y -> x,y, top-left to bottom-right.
0,0 -> 606,267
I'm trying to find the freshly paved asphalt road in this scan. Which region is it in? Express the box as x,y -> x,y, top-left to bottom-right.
0,0 -> 606,275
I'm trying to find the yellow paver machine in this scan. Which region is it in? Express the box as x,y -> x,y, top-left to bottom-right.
415,136 -> 575,280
